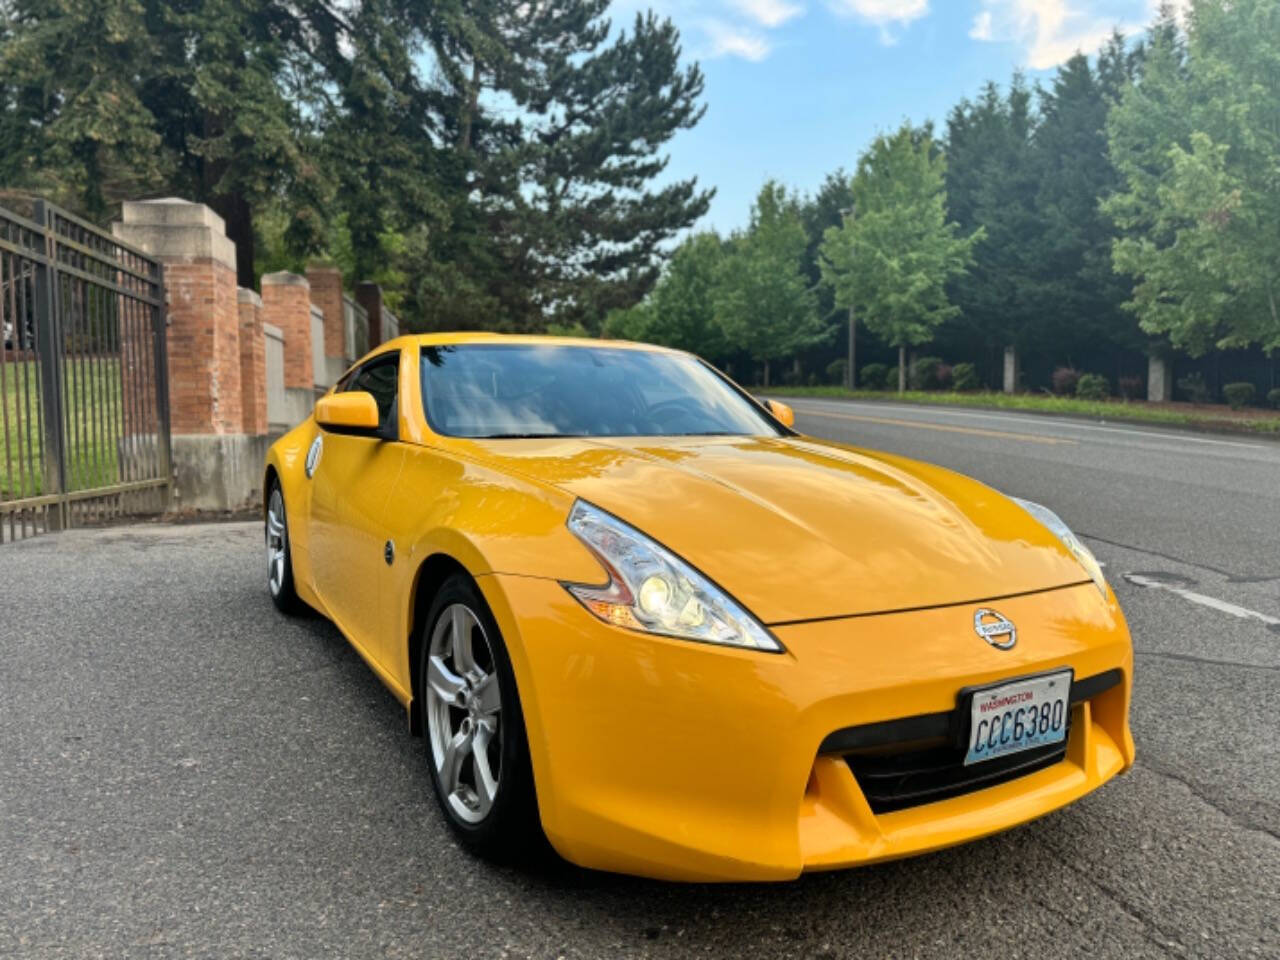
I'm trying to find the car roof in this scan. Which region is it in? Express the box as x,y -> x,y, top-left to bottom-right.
377,332 -> 684,355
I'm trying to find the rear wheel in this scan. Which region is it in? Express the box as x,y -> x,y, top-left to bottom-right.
420,574 -> 541,859
265,482 -> 302,614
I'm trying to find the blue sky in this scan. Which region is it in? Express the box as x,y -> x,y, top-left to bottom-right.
616,0 -> 1182,233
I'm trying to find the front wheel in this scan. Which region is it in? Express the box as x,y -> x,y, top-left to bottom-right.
265,482 -> 302,614
419,574 -> 541,860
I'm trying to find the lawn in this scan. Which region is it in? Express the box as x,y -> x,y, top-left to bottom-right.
0,356 -> 126,497
765,385 -> 1280,436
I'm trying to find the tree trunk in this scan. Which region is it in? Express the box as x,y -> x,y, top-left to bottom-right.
458,58 -> 481,152
213,192 -> 255,290
898,346 -> 906,394
846,306 -> 856,390
762,359 -> 770,387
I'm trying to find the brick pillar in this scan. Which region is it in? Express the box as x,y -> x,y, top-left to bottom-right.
112,198 -> 265,511
261,272 -> 313,390
238,289 -> 266,436
356,282 -> 384,348
112,199 -> 241,435
306,264 -> 344,361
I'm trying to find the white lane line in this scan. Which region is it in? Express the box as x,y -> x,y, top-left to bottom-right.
1123,573 -> 1280,627
787,399 -> 1270,451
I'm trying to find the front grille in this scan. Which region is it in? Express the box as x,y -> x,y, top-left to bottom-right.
821,668 -> 1121,815
845,738 -> 1067,814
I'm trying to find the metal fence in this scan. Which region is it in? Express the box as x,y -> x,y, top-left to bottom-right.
0,200 -> 170,542
343,294 -> 368,363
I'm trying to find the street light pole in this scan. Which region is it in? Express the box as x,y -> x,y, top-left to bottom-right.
841,201 -> 857,390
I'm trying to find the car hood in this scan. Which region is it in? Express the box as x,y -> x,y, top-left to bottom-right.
464,435 -> 1091,624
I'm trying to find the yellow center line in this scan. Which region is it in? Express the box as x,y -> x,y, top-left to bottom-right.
793,408 -> 1078,446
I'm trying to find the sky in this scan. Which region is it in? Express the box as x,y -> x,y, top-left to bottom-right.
615,0 -> 1186,234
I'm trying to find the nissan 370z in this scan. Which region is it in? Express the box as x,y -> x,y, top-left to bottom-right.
262,335 -> 1134,882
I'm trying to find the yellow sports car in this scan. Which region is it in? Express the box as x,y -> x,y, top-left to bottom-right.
263,334 -> 1134,882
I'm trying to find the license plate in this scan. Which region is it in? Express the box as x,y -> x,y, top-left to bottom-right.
964,670 -> 1072,766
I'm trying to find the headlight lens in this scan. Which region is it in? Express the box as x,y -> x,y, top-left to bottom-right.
1012,497 -> 1107,597
563,500 -> 783,652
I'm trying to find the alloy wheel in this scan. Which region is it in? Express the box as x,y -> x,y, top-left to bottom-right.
266,487 -> 287,597
425,603 -> 503,824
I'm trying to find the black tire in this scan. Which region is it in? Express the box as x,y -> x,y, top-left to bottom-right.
418,573 -> 543,861
265,480 -> 303,615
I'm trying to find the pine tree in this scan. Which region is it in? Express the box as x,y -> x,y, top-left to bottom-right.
419,3 -> 712,333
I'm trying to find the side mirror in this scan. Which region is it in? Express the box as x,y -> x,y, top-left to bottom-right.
760,398 -> 796,428
315,391 -> 381,433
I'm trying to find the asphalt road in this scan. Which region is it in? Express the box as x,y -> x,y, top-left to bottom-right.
2,401 -> 1277,959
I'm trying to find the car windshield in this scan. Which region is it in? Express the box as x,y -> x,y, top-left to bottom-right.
420,343 -> 780,439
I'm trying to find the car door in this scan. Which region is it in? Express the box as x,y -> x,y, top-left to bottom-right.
308,350 -> 406,672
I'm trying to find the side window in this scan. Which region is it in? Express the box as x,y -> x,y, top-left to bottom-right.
346,353 -> 400,434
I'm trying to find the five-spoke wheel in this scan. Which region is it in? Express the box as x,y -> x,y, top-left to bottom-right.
425,603 -> 504,823
265,481 -> 301,613
419,574 -> 541,859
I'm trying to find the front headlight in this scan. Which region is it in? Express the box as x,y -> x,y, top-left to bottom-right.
1012,497 -> 1107,598
563,500 -> 783,652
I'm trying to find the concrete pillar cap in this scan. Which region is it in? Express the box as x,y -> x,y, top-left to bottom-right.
261,271 -> 310,288
237,288 -> 263,307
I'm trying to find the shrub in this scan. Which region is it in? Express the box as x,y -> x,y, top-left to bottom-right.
909,356 -> 945,390
1118,375 -> 1144,401
807,372 -> 819,386
782,366 -> 803,386
1076,373 -> 1110,401
825,358 -> 847,386
1177,372 -> 1210,404
951,362 -> 982,392
1051,366 -> 1081,396
934,363 -> 953,390
1268,387 -> 1280,410
859,362 -> 890,390
1222,382 -> 1255,410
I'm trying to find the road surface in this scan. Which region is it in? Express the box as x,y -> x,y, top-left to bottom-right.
1,401 -> 1276,958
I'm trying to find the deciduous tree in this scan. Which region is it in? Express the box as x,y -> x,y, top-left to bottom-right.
820,124 -> 982,392
715,182 -> 825,386
1106,0 -> 1280,355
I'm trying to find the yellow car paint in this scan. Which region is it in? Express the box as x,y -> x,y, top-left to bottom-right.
265,333 -> 1135,882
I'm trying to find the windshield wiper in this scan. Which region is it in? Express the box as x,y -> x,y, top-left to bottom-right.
474,432 -> 569,439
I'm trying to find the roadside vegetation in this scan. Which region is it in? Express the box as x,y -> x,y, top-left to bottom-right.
607,1 -> 1280,411
2,1 -> 1276,415
766,386 -> 1280,436
1,359 -> 123,495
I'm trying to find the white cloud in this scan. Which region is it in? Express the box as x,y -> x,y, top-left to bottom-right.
729,0 -> 804,28
702,18 -> 773,60
968,1 -> 1149,70
826,0 -> 930,45
970,10 -> 993,40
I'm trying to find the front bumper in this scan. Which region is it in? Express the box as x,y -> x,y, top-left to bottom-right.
480,575 -> 1134,882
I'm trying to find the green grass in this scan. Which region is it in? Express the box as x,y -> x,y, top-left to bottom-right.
1,357 -> 125,497
765,386 -> 1280,435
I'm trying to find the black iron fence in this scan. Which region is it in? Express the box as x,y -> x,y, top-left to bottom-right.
0,200 -> 170,542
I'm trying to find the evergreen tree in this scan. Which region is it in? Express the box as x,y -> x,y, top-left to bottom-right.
419,4 -> 712,333
1030,42 -> 1141,365
943,77 -> 1040,385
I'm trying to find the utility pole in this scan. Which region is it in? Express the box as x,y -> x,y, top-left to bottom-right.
840,201 -> 857,390
847,303 -> 856,390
